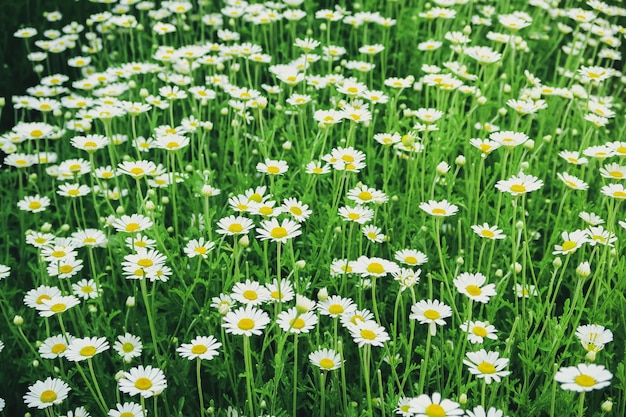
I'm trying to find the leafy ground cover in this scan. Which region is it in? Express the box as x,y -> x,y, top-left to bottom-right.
1,0 -> 625,416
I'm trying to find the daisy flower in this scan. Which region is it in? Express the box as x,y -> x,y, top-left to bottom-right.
338,205 -> 375,224
309,348 -> 342,371
215,215 -> 254,236
554,363 -> 612,392
65,337 -> 110,362
24,285 -> 62,309
347,319 -> 390,347
575,324 -> 613,353
340,308 -> 375,328
453,272 -> 497,303
72,279 -> 100,300
409,299 -> 452,335
599,163 -> 626,180
47,257 -> 83,279
57,183 -> 91,198
579,211 -> 604,226
394,249 -> 428,266
495,173 -> 543,196
276,308 -> 319,334
108,402 -> 144,417
392,268 -> 421,291
25,231 -> 56,248
231,279 -> 271,306
281,198 -> 312,222
489,131 -> 528,148
177,336 -> 222,360
395,397 -> 413,417
469,138 -> 501,155
362,225 -> 386,243
113,333 -> 143,362
183,238 -> 215,259
352,255 -> 400,277
256,218 -> 302,243
585,226 -> 616,247
122,248 -> 167,280
419,200 -> 459,217
211,293 -> 234,315
23,377 -> 71,409
111,214 -> 153,233
222,305 -> 271,337
466,405 -> 508,417
515,283 -> 538,298
471,223 -> 506,240
552,230 -> 588,255
265,279 -> 295,303
71,229 -> 108,248
37,295 -> 81,317
119,365 -> 167,398
464,349 -> 511,384
125,234 -> 157,250
347,184 -> 389,205
408,392 -> 464,417
249,200 -> 283,218
557,172 -> 589,191
17,194 -> 51,213
39,334 -> 76,359
460,320 -> 499,344
256,158 -> 288,175
305,161 -> 331,175
600,183 -> 626,200
318,295 -> 357,318
117,160 -> 157,179
0,265 -> 10,280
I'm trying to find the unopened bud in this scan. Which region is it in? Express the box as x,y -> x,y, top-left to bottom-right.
239,235 -> 250,247
317,287 -> 329,301
576,261 -> 591,278
126,296 -> 135,307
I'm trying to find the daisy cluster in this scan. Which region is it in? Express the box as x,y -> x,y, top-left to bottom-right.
1,0 -> 626,415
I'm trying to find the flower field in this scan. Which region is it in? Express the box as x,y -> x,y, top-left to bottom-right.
1,0 -> 625,416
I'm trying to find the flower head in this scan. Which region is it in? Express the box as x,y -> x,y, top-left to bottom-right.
309,348 -> 342,371
222,305 -> 271,337
554,363 -> 612,392
177,336 -> 222,360
118,365 -> 167,398
24,377 -> 70,409
463,349 -> 511,384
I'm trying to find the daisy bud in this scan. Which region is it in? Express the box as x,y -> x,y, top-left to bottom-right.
495,269 -> 503,278
161,196 -> 169,205
516,221 -> 524,230
513,262 -> 522,273
459,393 -> 468,405
477,96 -> 488,105
13,315 -> 24,326
282,141 -> 292,150
317,287 -> 329,301
456,256 -> 464,265
543,135 -> 552,142
251,149 -> 258,155
145,201 -> 155,211
553,257 -> 563,268
139,88 -> 149,98
220,108 -> 229,115
295,260 -> 306,269
0,97 -> 5,107
275,104 -> 283,112
610,248 -> 617,257
217,63 -> 225,71
334,226 -> 342,234
207,406 -> 215,415
503,84 -> 512,93
420,226 -> 428,232
500,73 -> 508,80
128,80 -> 136,89
53,109 -> 63,117
576,261 -> 591,278
524,139 -> 535,150
391,195 -> 399,202
33,360 -> 39,368
61,224 -> 70,232
455,155 -> 466,166
185,164 -> 193,172
54,366 -> 60,373
126,296 -> 136,307
147,189 -> 156,197
231,63 -> 240,72
520,161 -> 529,171
34,64 -> 44,73
555,128 -> 563,135
259,400 -> 267,409
585,350 -> 596,362
239,235 -> 250,247
601,400 -> 613,412
167,226 -> 174,233
498,107 -> 507,116
115,370 -> 126,381
436,161 -> 450,175
296,294 -> 316,313
41,222 -> 52,232
463,25 -> 472,35
88,305 -> 97,313
571,129 -> 578,136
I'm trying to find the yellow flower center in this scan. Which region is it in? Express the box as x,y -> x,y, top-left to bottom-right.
472,326 -> 488,337
360,329 -> 376,340
423,309 -> 440,320
137,259 -> 153,267
510,184 -> 526,193
166,141 -> 180,149
135,377 -> 153,390
129,167 -> 144,176
191,344 -> 208,355
358,191 -> 373,201
51,343 -> 67,354
270,227 -> 288,239
404,256 -> 418,265
614,191 -> 626,198
328,304 -> 344,315
120,413 -> 134,417
259,206 -> 273,216
31,129 -> 44,138
424,403 -> 446,417
561,240 -> 577,252
481,230 -> 495,238
69,164 -> 81,171
243,290 -> 258,301
291,317 -> 306,329
80,346 -> 97,357
238,318 -> 255,330
319,358 -> 335,369
29,201 -> 42,210
126,223 -> 140,232
477,361 -> 497,374
347,213 -> 361,220
574,374 -> 597,388
36,294 -> 51,304
609,171 -> 623,179
59,265 -> 73,274
342,155 -> 355,162
466,285 -> 482,296
50,303 -> 67,313
40,389 -> 57,403
432,208 -> 446,215
52,250 -> 65,258
366,262 -> 385,274
68,189 -> 80,196
194,246 -> 208,255
122,342 -> 135,353
228,223 -> 243,233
